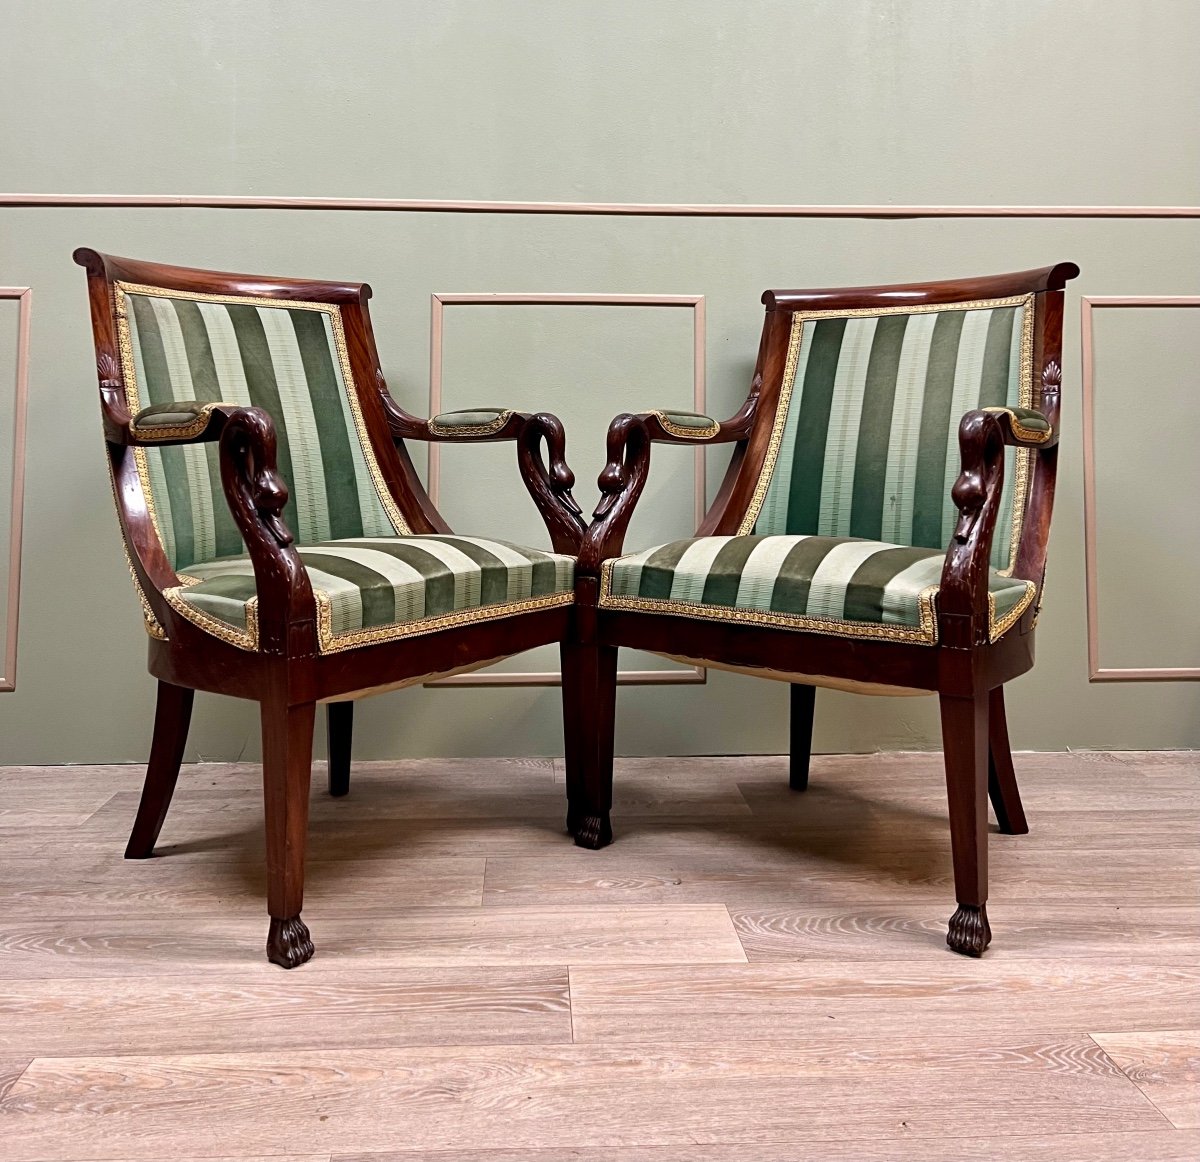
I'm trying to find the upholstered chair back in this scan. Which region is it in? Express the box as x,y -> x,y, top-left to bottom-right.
116,283 -> 407,571
751,295 -> 1033,570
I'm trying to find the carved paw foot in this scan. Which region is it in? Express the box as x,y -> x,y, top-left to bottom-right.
570,811 -> 613,850
946,903 -> 992,957
267,915 -> 314,968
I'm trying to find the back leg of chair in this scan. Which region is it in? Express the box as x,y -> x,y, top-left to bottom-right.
940,689 -> 992,957
987,685 -> 1029,835
560,639 -> 617,850
789,683 -> 816,791
327,701 -> 353,798
125,681 -> 194,859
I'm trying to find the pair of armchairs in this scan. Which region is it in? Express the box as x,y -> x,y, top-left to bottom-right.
76,250 -> 1077,967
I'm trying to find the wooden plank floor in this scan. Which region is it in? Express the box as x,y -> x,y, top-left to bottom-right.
0,750 -> 1197,1161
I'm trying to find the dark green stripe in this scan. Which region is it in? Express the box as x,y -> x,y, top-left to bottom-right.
130,296 -> 196,568
784,318 -> 846,535
977,307 -> 1018,408
638,539 -> 700,599
910,310 -> 967,549
188,574 -> 257,601
769,536 -> 855,614
337,541 -> 459,616
409,537 -> 512,605
700,537 -> 764,607
842,545 -> 936,624
848,315 -> 908,539
225,305 -> 300,542
172,299 -> 242,560
302,553 -> 397,628
290,309 -> 365,537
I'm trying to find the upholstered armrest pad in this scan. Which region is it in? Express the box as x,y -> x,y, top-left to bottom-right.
130,400 -> 235,442
427,408 -> 516,436
648,410 -> 721,439
980,405 -> 1054,445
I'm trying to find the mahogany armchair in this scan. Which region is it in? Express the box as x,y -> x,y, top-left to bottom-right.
75,250 -> 586,967
570,264 -> 1079,956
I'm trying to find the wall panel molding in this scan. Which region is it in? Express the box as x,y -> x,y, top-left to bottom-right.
424,292 -> 707,687
1080,295 -> 1200,682
1,194 -> 1199,217
0,287 -> 31,692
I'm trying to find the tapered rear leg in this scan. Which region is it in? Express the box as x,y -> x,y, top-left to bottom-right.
262,697 -> 316,968
560,639 -> 617,849
125,681 -> 194,859
789,683 -> 816,791
327,701 -> 353,798
940,690 -> 992,957
987,685 -> 1028,835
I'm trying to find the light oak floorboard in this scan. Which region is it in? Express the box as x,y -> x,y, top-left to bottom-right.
0,968 -> 570,1056
0,906 -> 745,979
731,903 -> 1200,960
0,1038 -> 1166,1161
335,1128 -> 1200,1162
1092,1030 -> 1200,1128
569,960 -> 1200,1042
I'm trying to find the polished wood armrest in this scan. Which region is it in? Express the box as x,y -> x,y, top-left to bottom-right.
374,379 -> 585,554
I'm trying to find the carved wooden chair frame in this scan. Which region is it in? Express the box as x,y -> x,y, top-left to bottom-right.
571,264 -> 1079,956
75,250 -> 586,967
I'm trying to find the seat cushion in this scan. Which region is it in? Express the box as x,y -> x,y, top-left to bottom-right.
599,535 -> 1036,645
164,535 -> 575,653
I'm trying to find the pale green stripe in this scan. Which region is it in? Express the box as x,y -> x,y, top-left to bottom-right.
127,306 -> 177,565
817,317 -> 877,537
366,536 -> 480,608
324,313 -> 396,537
149,297 -> 217,565
734,535 -> 811,608
197,303 -> 255,407
178,590 -> 250,630
305,564 -> 367,635
757,324 -> 815,535
878,554 -> 944,625
880,313 -> 937,546
667,538 -> 736,603
301,546 -> 426,622
939,309 -> 994,550
804,540 -> 894,619
258,307 -> 331,544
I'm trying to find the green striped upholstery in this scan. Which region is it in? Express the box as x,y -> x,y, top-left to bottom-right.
600,534 -> 1036,644
168,535 -> 575,653
752,297 -> 1032,570
118,285 -> 404,572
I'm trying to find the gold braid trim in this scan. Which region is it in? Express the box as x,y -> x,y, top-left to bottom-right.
163,586 -> 259,651
987,581 -> 1038,642
314,589 -> 573,654
980,405 -> 1053,444
427,410 -> 515,438
651,411 -> 721,440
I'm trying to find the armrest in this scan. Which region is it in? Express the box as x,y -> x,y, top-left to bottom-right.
128,400 -> 243,445
427,408 -> 516,438
636,406 -> 754,445
979,405 -> 1056,448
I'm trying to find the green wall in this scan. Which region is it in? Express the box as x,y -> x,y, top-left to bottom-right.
1,1 -> 1197,763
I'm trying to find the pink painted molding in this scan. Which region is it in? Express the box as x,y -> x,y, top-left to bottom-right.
1080,295 -> 1200,682
425,292 -> 708,688
0,287 -> 31,692
1,194 -> 1199,217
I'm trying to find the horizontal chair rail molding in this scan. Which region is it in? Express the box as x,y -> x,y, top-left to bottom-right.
2,194 -> 1200,217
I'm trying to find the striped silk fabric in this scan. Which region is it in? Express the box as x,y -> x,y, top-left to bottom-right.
752,297 -> 1032,571
169,535 -> 575,653
119,286 -> 403,572
601,534 -> 1036,644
